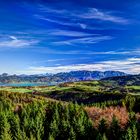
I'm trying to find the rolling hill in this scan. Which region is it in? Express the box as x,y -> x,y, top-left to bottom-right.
102,74 -> 140,86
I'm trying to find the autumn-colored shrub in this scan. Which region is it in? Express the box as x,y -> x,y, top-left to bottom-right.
85,106 -> 129,128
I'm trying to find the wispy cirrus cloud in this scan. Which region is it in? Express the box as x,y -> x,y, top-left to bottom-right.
53,36 -> 113,45
0,36 -> 39,48
79,8 -> 129,24
36,5 -> 129,25
36,48 -> 140,56
32,5 -> 128,47
33,5 -> 130,37
34,14 -> 87,29
48,29 -> 98,37
32,57 -> 90,64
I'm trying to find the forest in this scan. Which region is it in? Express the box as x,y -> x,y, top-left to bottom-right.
1,80 -> 140,140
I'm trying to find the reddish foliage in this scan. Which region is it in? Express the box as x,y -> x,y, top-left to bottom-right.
136,113 -> 140,122
85,106 -> 129,128
14,105 -> 22,113
22,98 -> 33,103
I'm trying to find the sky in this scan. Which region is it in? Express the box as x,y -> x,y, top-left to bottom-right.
0,0 -> 140,74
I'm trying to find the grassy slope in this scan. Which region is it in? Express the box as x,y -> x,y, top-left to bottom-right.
1,80 -> 140,104
0,80 -> 127,105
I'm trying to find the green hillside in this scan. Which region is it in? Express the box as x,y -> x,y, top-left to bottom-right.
1,80 -> 140,140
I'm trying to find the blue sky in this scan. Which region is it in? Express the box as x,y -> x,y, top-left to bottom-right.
0,0 -> 140,74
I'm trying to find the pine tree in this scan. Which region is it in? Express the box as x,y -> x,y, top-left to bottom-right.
8,113 -> 22,140
69,127 -> 76,140
96,133 -> 102,140
0,113 -> 12,140
132,124 -> 138,140
124,127 -> 133,140
98,119 -> 107,135
109,115 -> 121,140
48,134 -> 55,140
102,133 -> 108,140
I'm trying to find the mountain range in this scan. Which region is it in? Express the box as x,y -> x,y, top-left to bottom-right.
0,71 -> 127,83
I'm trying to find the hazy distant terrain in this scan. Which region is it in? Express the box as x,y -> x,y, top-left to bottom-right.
0,70 -> 127,84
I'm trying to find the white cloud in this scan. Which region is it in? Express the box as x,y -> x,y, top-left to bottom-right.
32,57 -> 90,64
79,23 -> 87,29
47,59 -> 65,62
0,36 -> 39,48
35,15 -> 78,27
35,14 -> 89,30
36,5 -> 129,25
48,29 -> 97,37
79,8 -> 129,24
53,36 -> 113,45
38,48 -> 140,55
20,57 -> 140,74
9,36 -> 17,40
34,6 -> 129,33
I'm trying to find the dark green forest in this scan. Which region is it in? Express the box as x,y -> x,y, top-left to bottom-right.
1,80 -> 140,140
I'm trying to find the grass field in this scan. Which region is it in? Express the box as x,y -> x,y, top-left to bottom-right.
0,80 -> 131,104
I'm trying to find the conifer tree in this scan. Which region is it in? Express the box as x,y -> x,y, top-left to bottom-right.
98,119 -> 107,135
8,113 -> 22,140
124,127 -> 133,140
0,113 -> 12,140
109,115 -> 121,140
69,127 -> 76,140
102,133 -> 108,140
132,123 -> 138,140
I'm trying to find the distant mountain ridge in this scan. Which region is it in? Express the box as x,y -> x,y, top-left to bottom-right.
50,71 -> 127,82
0,71 -> 128,83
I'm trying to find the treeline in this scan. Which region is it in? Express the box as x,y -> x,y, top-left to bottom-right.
1,91 -> 140,140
